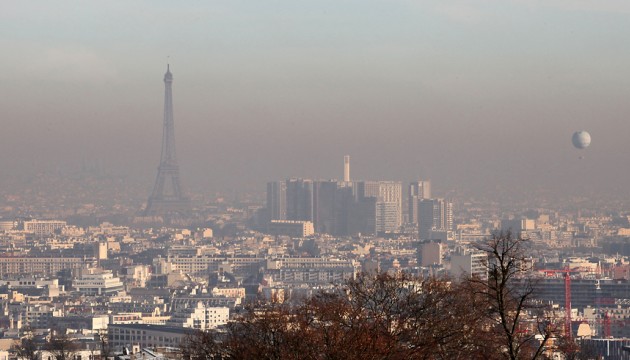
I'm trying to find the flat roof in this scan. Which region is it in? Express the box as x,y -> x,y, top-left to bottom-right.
108,323 -> 194,335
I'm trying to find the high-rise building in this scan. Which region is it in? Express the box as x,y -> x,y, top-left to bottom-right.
376,201 -> 400,233
418,198 -> 453,240
356,181 -> 402,233
348,196 -> 377,236
266,181 -> 287,221
332,184 -> 354,236
312,180 -> 355,235
285,179 -> 313,222
313,180 -> 338,234
145,65 -> 190,217
418,199 -> 434,236
450,247 -> 487,280
268,220 -> 315,237
268,178 -> 355,236
343,155 -> 350,183
500,218 -> 535,237
419,240 -> 443,266
408,180 -> 431,224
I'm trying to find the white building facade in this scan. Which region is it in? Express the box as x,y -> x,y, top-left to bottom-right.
167,302 -> 229,330
73,269 -> 124,295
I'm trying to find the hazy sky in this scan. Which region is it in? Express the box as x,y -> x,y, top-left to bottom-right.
2,1 -> 630,199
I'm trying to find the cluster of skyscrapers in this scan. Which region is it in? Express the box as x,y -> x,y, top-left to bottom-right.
260,157 -> 452,239
138,66 -> 453,240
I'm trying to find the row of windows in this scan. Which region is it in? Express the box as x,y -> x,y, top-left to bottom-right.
112,335 -> 177,341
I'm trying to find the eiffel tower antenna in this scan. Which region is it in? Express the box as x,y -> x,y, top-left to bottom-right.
145,64 -> 191,217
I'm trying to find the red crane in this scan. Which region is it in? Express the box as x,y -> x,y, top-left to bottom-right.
603,311 -> 611,338
539,266 -> 572,339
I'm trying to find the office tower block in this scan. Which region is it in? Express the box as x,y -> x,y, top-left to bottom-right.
500,218 -> 535,236
145,65 -> 191,216
348,196 -> 377,236
420,240 -> 443,266
333,184 -> 354,236
357,181 -> 378,199
379,181 -> 402,232
312,180 -> 355,236
356,181 -> 402,234
313,180 -> 338,234
450,247 -> 487,280
343,155 -> 350,182
417,200 -> 434,239
268,220 -> 315,237
418,198 -> 453,240
285,179 -> 314,222
266,181 -> 287,220
376,201 -> 400,233
356,181 -> 401,203
94,241 -> 108,260
414,180 -> 432,199
408,180 -> 431,224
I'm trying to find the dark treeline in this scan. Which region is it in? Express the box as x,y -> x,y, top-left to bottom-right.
181,233 -> 592,360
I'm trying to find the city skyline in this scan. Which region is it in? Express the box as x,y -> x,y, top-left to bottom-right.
3,3 -> 630,356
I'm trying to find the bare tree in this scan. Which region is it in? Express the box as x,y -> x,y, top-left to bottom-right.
45,334 -> 79,360
224,302 -> 309,360
189,258 -> 558,360
14,337 -> 40,360
339,272 -> 492,359
96,329 -> 113,360
552,335 -> 601,360
404,278 -> 494,359
470,231 -> 555,360
180,329 -> 225,360
222,272 -> 493,360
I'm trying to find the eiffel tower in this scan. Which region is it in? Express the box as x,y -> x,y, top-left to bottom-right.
144,65 -> 191,217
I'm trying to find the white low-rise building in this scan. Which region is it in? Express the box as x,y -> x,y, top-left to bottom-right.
167,302 -> 229,330
0,277 -> 64,297
22,220 -> 67,236
73,269 -> 124,295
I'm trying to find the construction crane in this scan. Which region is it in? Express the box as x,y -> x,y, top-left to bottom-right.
539,266 -> 572,339
603,311 -> 612,338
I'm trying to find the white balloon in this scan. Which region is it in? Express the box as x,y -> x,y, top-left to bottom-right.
572,131 -> 591,150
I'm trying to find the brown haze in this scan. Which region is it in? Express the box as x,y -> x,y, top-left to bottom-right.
1,1 -> 629,201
